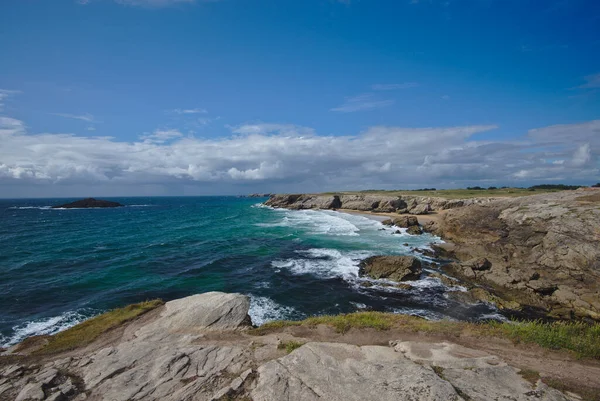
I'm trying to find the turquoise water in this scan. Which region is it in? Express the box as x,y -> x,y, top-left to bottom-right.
0,197 -> 500,347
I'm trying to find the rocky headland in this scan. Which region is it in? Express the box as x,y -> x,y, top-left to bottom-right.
52,198 -> 124,209
265,189 -> 600,321
2,292 -> 598,401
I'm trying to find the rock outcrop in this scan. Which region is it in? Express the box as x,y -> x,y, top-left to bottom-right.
0,292 -> 582,401
425,189 -> 600,320
52,198 -> 124,209
265,193 -> 495,213
359,256 -> 422,281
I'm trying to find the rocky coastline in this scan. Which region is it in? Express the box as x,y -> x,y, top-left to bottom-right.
2,292 -> 597,401
265,189 -> 600,321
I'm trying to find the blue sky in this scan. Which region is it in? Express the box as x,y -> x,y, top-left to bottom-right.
0,0 -> 599,197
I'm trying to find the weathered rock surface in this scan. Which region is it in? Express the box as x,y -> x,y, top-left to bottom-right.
426,189 -> 600,320
393,341 -> 570,401
52,198 -> 124,209
406,225 -> 423,235
252,342 -> 460,401
265,193 -> 494,213
0,292 -> 581,400
359,256 -> 422,281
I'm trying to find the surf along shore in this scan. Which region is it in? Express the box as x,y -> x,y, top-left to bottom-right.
265,188 -> 600,322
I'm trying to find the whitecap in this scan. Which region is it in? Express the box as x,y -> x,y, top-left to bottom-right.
248,295 -> 298,326
1,310 -> 91,347
272,248 -> 372,280
8,206 -> 52,210
390,307 -> 452,321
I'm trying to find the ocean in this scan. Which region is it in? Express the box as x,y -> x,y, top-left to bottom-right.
0,196 -> 502,347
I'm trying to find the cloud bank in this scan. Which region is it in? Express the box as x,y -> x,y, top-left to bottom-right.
1,113 -> 598,196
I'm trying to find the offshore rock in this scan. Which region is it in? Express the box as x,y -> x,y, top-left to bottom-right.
359,256 -> 422,281
52,198 -> 124,209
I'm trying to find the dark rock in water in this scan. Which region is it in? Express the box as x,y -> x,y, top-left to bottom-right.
359,256 -> 422,281
52,198 -> 124,209
406,225 -> 423,235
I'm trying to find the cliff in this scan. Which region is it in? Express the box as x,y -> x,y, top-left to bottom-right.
2,292 -> 597,401
265,189 -> 600,321
264,193 -> 497,214
424,189 -> 600,321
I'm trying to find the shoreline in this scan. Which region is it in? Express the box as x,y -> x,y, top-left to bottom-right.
337,208 -> 446,224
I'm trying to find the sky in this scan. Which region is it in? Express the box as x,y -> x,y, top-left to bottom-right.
0,0 -> 599,197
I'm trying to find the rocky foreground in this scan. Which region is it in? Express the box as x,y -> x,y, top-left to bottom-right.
1,292 -> 592,401
265,189 -> 600,321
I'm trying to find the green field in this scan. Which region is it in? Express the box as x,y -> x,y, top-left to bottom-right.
323,187 -> 566,199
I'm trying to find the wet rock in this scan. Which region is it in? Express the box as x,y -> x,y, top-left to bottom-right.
359,256 -> 422,281
430,272 -> 460,287
468,258 -> 492,271
406,225 -> 423,235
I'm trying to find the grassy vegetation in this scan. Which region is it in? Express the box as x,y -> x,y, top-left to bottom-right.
33,299 -> 164,355
277,340 -> 304,353
250,312 -> 600,359
339,188 -> 565,199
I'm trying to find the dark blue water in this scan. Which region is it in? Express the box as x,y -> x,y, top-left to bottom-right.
0,197 -> 501,346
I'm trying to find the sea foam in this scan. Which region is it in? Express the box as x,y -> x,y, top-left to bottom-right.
1,310 -> 90,347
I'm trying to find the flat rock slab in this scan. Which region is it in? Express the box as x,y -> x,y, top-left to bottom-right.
394,341 -> 570,401
252,342 -> 461,401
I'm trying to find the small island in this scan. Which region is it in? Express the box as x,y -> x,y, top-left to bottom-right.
52,198 -> 124,209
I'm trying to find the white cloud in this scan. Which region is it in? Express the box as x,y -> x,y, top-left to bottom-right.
330,94 -> 394,113
114,0 -> 196,7
0,114 -> 598,195
230,123 -> 315,136
0,89 -> 21,112
576,72 -> 600,89
51,113 -> 98,123
170,108 -> 207,115
572,143 -> 591,167
371,83 -> 419,90
139,129 -> 183,144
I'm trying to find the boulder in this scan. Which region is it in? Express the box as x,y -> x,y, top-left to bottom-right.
359,256 -> 422,281
467,257 -> 492,271
409,203 -> 431,215
406,225 -> 423,235
136,292 -> 251,339
393,216 -> 419,227
52,198 -> 124,208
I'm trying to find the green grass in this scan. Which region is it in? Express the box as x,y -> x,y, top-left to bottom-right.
250,312 -> 600,359
277,340 -> 304,353
34,299 -> 164,355
322,188 -> 563,199
490,320 -> 600,359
